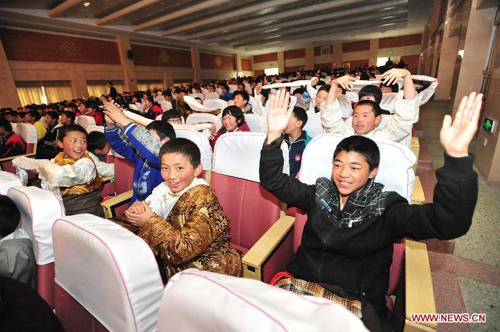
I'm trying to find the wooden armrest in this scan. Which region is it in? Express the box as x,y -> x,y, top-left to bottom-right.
101,176 -> 113,184
100,190 -> 133,219
411,137 -> 420,173
411,176 -> 425,205
405,239 -> 437,331
242,215 -> 294,281
0,153 -> 36,171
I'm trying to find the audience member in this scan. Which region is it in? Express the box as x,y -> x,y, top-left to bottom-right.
210,106 -> 250,149
0,119 -> 26,158
283,107 -> 312,178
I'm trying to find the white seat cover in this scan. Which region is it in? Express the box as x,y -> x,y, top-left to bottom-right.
203,99 -> 228,111
15,123 -> 37,144
186,113 -> 222,132
228,85 -> 237,93
0,171 -> 22,195
159,100 -> 172,111
245,114 -> 267,133
299,134 -> 416,202
303,112 -> 325,138
213,132 -> 289,182
7,186 -> 64,264
175,129 -> 212,171
157,269 -> 367,332
380,92 -> 398,113
86,125 -> 104,133
76,116 -> 96,129
204,92 -> 220,100
346,91 -> 359,103
53,214 -> 164,332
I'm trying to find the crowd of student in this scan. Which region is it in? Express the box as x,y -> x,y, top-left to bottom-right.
0,61 -> 480,330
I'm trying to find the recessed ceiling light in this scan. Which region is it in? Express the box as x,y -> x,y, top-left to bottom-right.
84,2 -> 90,7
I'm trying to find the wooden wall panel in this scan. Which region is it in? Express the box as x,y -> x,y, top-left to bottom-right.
254,52 -> 277,63
254,69 -> 265,75
342,40 -> 370,53
285,66 -> 303,72
241,58 -> 252,71
284,49 -> 305,59
379,34 -> 422,49
401,55 -> 420,74
314,63 -> 331,70
131,44 -> 191,68
314,46 -> 332,56
200,52 -> 235,70
342,59 -> 369,69
0,28 -> 120,65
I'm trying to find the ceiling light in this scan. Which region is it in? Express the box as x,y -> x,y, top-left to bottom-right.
84,2 -> 90,6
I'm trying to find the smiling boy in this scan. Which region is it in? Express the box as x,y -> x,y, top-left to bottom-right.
260,90 -> 480,330
124,138 -> 242,281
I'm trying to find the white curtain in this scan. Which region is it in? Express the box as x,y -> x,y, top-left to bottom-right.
17,87 -> 43,106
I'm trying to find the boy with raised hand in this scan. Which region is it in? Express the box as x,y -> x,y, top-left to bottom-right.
260,89 -> 480,331
321,69 -> 419,143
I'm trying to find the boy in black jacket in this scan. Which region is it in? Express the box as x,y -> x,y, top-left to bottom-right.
260,90 -> 481,331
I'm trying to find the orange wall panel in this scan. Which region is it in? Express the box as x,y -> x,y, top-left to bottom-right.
285,66 -> 303,72
314,63 -> 331,70
241,58 -> 252,71
254,69 -> 264,76
285,49 -> 305,59
254,52 -> 277,63
131,44 -> 191,68
200,52 -> 235,70
342,59 -> 369,69
401,55 -> 420,74
342,40 -> 370,53
0,28 -> 120,65
379,34 -> 422,49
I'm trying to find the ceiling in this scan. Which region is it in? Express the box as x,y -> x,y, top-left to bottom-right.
0,0 -> 433,56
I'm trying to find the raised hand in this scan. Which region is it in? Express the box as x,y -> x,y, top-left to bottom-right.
334,75 -> 355,90
440,92 -> 483,158
311,77 -> 319,87
266,90 -> 293,144
381,68 -> 410,86
103,101 -> 131,128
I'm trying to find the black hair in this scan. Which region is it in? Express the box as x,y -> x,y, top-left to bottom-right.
60,124 -> 88,140
292,107 -> 308,129
293,88 -> 305,95
336,85 -> 346,95
260,89 -> 269,102
85,100 -> 99,110
45,111 -> 59,121
146,120 -> 176,141
108,81 -> 114,86
358,85 -> 382,104
0,118 -> 13,132
232,90 -> 249,104
66,102 -> 78,111
62,111 -> 76,124
0,195 -> 21,238
317,85 -> 331,93
28,110 -> 41,121
159,137 -> 201,168
355,100 -> 382,117
161,110 -> 182,122
87,131 -> 108,152
222,106 -> 245,127
334,136 -> 380,172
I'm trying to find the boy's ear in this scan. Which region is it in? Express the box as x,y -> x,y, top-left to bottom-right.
160,137 -> 170,145
55,140 -> 63,149
296,120 -> 304,129
374,115 -> 382,126
368,167 -> 379,179
194,163 -> 203,178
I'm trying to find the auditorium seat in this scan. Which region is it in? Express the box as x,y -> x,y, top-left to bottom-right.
303,112 -> 324,138
204,92 -> 220,100
211,132 -> 293,283
0,123 -> 38,174
76,116 -> 96,130
186,113 -> 222,132
53,214 -> 164,332
244,114 -> 267,133
0,171 -> 22,194
203,98 -> 228,111
156,269 -> 366,332
8,186 -> 65,308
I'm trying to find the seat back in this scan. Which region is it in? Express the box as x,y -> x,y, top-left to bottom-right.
113,156 -> 135,195
346,91 -> 359,103
186,113 -> 222,132
189,92 -> 205,101
380,92 -> 398,113
303,112 -> 324,138
0,171 -> 22,194
211,133 -> 288,250
53,214 -> 164,332
204,92 -> 220,100
159,100 -> 172,111
86,125 -> 104,133
228,84 -> 237,93
8,186 -> 65,308
157,269 -> 366,332
245,114 -> 267,133
76,116 -> 96,130
175,129 -> 212,172
203,98 -> 228,110
15,122 -> 37,154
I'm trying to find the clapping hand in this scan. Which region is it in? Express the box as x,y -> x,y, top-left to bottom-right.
124,201 -> 154,227
440,92 -> 483,158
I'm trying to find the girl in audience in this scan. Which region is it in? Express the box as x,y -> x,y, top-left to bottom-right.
209,106 -> 250,149
143,96 -> 163,120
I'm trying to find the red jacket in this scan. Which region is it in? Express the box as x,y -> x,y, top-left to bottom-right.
210,122 -> 250,149
0,132 -> 26,158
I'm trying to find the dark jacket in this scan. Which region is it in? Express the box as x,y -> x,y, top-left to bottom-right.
0,132 -> 25,158
284,130 -> 312,178
260,136 -> 477,320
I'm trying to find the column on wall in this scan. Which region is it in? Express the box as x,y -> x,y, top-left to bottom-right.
368,39 -> 379,67
116,35 -> 138,92
70,69 -> 89,99
331,43 -> 342,69
190,46 -> 201,83
430,35 -> 441,78
305,47 -> 315,70
277,51 -> 285,73
235,53 -> 242,75
0,39 -> 21,108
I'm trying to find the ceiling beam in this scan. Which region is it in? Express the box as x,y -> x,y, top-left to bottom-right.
134,0 -> 233,31
96,0 -> 160,26
223,10 -> 408,46
208,0 -> 408,44
47,0 -> 84,18
161,0 -> 302,36
187,0 -> 375,40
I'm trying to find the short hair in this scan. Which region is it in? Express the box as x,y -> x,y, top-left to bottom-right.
85,100 -> 99,110
159,138 -> 201,168
232,90 -> 249,104
334,136 -> 380,172
161,110 -> 182,122
356,100 -> 382,117
108,81 -> 114,86
317,85 -> 331,94
62,111 -> 76,124
28,110 -> 41,121
0,119 -> 13,132
87,131 -> 107,152
60,124 -> 87,140
0,195 -> 21,238
45,111 -> 59,121
146,120 -> 176,141
66,102 -> 78,111
292,107 -> 308,129
358,85 -> 382,104
222,106 -> 245,127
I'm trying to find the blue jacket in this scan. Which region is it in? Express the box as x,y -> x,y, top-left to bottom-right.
284,130 -> 312,178
104,123 -> 163,203
220,92 -> 233,101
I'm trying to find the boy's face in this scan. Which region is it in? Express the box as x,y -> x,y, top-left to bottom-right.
233,94 -> 247,108
332,150 -> 378,199
5,114 -> 15,122
96,143 -> 110,156
161,152 -> 202,193
352,105 -> 381,135
60,113 -> 67,125
284,115 -> 302,135
44,114 -> 56,126
315,90 -> 328,108
59,131 -> 87,160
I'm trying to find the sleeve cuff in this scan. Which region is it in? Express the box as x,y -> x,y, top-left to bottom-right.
123,123 -> 136,136
263,134 -> 284,148
443,152 -> 475,174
